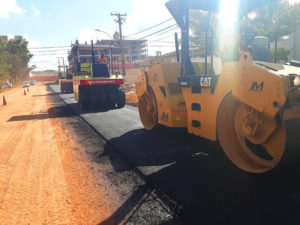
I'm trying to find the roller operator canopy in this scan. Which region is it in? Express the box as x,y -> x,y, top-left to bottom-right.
166,0 -> 277,28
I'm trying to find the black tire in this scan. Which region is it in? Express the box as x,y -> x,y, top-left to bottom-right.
79,91 -> 88,110
116,89 -> 126,108
108,91 -> 117,109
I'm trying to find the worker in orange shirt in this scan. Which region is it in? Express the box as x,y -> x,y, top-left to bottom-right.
98,54 -> 107,64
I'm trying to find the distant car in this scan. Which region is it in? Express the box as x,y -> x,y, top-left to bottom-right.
23,82 -> 30,88
31,80 -> 37,85
4,82 -> 12,88
0,84 -> 7,90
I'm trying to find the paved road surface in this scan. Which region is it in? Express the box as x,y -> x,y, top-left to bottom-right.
50,84 -> 300,225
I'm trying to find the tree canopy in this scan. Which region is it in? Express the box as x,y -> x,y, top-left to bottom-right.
240,1 -> 300,40
189,1 -> 300,58
0,36 -> 32,83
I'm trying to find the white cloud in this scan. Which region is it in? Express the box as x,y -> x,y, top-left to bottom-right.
7,34 -> 15,40
30,53 -> 68,71
123,0 -> 179,55
31,5 -> 40,15
0,0 -> 24,18
78,27 -> 102,43
124,0 -> 171,36
76,0 -> 179,57
28,39 -> 41,48
77,24 -> 116,43
287,0 -> 300,4
28,39 -> 69,71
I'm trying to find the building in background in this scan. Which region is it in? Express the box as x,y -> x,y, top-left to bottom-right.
96,38 -> 148,62
0,36 -> 8,42
68,41 -> 115,64
68,38 -> 148,71
69,33 -> 148,68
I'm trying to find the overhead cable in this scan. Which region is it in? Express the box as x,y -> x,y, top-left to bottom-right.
150,33 -> 180,42
124,18 -> 173,37
147,40 -> 174,44
30,50 -> 69,53
148,44 -> 174,47
28,46 -> 70,49
137,24 -> 177,40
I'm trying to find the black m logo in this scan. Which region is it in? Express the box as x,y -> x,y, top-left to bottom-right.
161,112 -> 168,122
249,81 -> 264,92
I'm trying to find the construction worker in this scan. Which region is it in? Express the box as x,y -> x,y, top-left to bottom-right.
98,54 -> 107,64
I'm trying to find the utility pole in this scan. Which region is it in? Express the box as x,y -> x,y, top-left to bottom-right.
57,57 -> 61,73
57,57 -> 65,73
62,57 -> 65,73
111,12 -> 127,76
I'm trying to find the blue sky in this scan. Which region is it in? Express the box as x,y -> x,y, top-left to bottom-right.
1,0 -> 299,70
0,0 -> 177,70
1,0 -> 134,46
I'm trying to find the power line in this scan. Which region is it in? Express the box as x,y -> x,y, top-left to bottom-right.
31,54 -> 68,56
137,24 -> 177,40
31,53 -> 68,56
30,50 -> 70,53
127,25 -> 179,41
30,60 -> 58,63
28,46 -> 70,49
30,50 -> 69,53
150,33 -> 180,42
30,51 -> 69,54
148,45 -> 175,47
124,18 -> 173,37
145,32 -> 182,45
148,40 -> 174,44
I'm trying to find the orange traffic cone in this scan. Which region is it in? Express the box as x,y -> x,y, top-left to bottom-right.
24,90 -> 26,96
3,96 -> 6,105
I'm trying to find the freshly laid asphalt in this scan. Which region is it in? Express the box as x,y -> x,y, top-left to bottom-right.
50,84 -> 300,225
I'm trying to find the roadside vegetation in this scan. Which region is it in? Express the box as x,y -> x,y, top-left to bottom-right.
0,36 -> 32,84
189,1 -> 300,62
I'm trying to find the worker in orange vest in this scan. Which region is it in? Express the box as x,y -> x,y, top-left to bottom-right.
98,54 -> 107,64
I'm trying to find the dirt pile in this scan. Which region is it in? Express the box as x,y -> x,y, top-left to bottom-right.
123,83 -> 138,106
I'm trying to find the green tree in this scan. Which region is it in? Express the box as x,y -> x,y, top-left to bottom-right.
0,36 -> 32,82
189,10 -> 216,57
0,40 -> 10,82
188,1 -> 300,59
241,1 -> 300,40
270,48 -> 293,62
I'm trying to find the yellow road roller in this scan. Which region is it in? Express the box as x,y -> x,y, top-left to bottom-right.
136,0 -> 300,173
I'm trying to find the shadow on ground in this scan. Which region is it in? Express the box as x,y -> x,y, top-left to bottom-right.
32,93 -> 58,97
7,104 -> 78,122
8,84 -> 120,122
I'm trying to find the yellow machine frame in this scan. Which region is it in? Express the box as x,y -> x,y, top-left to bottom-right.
136,53 -> 300,174
136,0 -> 300,173
136,52 -> 293,139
